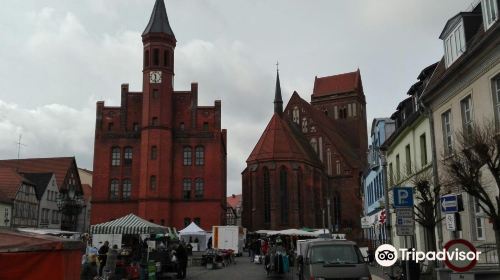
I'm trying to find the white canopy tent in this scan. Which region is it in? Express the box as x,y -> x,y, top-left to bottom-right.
178,222 -> 209,251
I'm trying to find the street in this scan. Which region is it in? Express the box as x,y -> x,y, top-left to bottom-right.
185,256 -> 296,280
181,256 -> 385,280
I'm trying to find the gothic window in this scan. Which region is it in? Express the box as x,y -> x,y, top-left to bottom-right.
133,122 -> 139,132
183,178 -> 191,199
195,146 -> 204,165
122,179 -> 131,200
150,175 -> 157,190
111,147 -> 121,166
144,50 -> 150,67
280,167 -> 289,225
124,147 -> 133,166
153,48 -> 159,66
195,178 -> 204,198
297,168 -> 303,226
151,146 -> 157,160
203,122 -> 209,131
108,122 -> 114,131
263,168 -> 271,224
302,117 -> 308,133
310,138 -> 318,153
180,122 -> 185,131
336,160 -> 341,175
183,147 -> 192,165
110,179 -> 119,200
292,106 -> 300,124
327,148 -> 332,175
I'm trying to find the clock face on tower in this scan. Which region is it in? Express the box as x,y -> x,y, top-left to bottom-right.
149,71 -> 162,84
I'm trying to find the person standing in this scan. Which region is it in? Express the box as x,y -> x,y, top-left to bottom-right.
81,254 -> 98,280
98,241 -> 110,276
176,243 -> 188,279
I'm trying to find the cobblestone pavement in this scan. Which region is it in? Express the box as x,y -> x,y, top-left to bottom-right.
185,256 -> 297,280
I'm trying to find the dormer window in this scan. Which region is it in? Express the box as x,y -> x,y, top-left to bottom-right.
443,20 -> 465,68
482,0 -> 498,29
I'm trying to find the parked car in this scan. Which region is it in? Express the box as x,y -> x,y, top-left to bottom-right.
298,239 -> 371,280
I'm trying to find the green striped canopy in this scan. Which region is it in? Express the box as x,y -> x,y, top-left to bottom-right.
90,214 -> 169,235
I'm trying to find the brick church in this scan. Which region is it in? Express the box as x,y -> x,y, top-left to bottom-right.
91,0 -> 227,230
242,69 -> 367,240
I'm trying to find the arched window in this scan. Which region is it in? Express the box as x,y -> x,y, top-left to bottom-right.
195,178 -> 204,198
194,217 -> 201,226
111,147 -> 121,166
110,179 -> 119,200
310,138 -> 318,153
150,175 -> 157,190
151,117 -> 159,126
151,146 -> 157,160
153,48 -> 159,66
183,147 -> 192,165
336,160 -> 341,175
292,106 -> 300,123
195,146 -> 204,165
184,217 -> 191,227
124,147 -> 133,166
297,168 -> 303,226
122,179 -> 131,200
144,50 -> 150,67
263,168 -> 271,224
327,148 -> 332,175
302,117 -> 308,133
280,167 -> 289,225
183,178 -> 191,199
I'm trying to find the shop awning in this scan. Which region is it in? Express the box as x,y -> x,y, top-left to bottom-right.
90,213 -> 169,234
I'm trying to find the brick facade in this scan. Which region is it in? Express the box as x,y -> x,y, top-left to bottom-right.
243,71 -> 366,240
91,0 -> 227,230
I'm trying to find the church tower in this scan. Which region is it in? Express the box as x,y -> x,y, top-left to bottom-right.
139,0 -> 177,220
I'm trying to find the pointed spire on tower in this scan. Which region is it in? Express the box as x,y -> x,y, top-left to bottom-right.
274,61 -> 283,115
143,0 -> 175,37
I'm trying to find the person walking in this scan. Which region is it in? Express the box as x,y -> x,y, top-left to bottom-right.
104,244 -> 119,279
176,243 -> 188,279
98,241 -> 110,276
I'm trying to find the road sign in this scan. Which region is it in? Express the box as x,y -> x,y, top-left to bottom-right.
395,207 -> 414,236
445,213 -> 456,230
444,239 -> 478,272
441,194 -> 458,213
393,187 -> 414,208
361,216 -> 372,229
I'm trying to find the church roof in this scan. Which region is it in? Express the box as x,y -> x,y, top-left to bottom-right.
247,113 -> 321,166
312,70 -> 361,98
142,0 -> 175,37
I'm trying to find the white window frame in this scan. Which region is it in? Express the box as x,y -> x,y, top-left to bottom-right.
461,95 -> 474,139
302,117 -> 308,133
482,0 -> 499,30
492,76 -> 500,127
444,21 -> 466,68
474,197 -> 486,240
442,110 -> 453,155
293,106 -> 300,124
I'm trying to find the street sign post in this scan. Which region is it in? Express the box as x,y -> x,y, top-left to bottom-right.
445,213 -> 456,231
395,207 -> 415,236
441,194 -> 458,213
393,187 -> 414,208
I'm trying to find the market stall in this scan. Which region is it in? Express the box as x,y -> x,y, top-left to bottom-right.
0,229 -> 84,280
178,222 -> 209,251
90,214 -> 176,279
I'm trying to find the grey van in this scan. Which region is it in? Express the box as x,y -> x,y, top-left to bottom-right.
299,239 -> 371,280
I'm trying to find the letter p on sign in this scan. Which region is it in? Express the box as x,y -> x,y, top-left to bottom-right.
393,187 -> 413,208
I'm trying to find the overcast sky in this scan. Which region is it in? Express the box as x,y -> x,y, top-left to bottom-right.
0,0 -> 475,195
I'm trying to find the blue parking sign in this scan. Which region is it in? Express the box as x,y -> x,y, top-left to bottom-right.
393,187 -> 414,208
